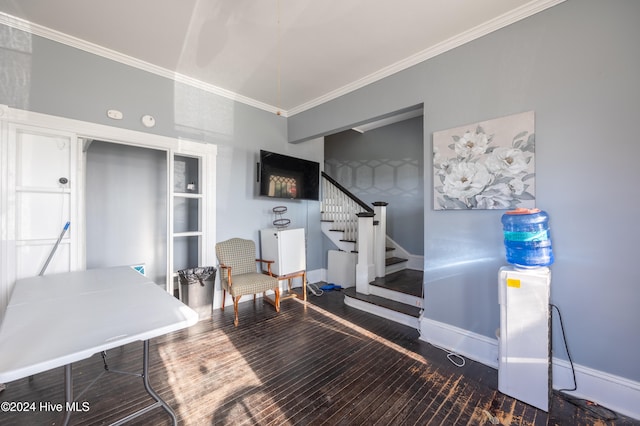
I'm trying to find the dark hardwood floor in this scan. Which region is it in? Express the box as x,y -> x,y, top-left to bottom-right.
0,288 -> 636,425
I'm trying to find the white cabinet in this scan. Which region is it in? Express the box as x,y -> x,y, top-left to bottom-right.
260,228 -> 306,276
327,250 -> 356,288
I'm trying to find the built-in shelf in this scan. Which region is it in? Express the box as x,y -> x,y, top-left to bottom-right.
172,154 -> 203,275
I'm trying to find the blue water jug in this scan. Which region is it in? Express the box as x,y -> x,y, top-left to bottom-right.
501,208 -> 554,267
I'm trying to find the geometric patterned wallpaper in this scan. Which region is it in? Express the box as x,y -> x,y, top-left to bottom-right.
325,157 -> 421,197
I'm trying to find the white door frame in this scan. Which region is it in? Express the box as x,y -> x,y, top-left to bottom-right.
0,105 -> 217,312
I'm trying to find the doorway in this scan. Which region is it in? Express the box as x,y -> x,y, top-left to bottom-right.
85,141 -> 168,286
1,107 -> 217,312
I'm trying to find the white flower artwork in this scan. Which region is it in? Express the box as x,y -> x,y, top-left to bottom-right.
433,111 -> 535,210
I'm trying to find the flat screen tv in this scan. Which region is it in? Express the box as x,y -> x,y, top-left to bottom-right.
259,150 -> 320,201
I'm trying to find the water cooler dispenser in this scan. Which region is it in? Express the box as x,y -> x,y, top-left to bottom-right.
498,208 -> 554,412
499,266 -> 551,411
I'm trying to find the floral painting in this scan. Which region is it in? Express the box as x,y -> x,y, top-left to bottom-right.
433,111 -> 535,210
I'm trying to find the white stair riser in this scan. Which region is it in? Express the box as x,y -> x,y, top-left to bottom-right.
385,261 -> 407,275
370,285 -> 423,309
344,295 -> 420,329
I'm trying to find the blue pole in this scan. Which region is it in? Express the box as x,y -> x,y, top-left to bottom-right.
39,221 -> 70,276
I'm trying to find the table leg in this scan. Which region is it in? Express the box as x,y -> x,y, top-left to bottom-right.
58,340 -> 178,426
109,340 -> 177,426
141,340 -> 178,426
63,364 -> 73,426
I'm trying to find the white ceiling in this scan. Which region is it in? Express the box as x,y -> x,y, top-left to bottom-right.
0,0 -> 563,116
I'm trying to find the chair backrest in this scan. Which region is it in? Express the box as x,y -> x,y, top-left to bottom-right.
215,238 -> 257,276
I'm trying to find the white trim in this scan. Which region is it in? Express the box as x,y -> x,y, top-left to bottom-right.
0,13 -> 282,117
3,106 -> 211,151
344,293 -> 420,329
552,358 -> 640,421
1,106 -> 217,298
384,261 -> 407,275
386,235 -> 424,272
288,0 -> 567,116
406,255 -> 424,271
168,141 -> 217,296
419,316 -> 640,421
0,1 -> 565,117
0,111 -> 9,313
369,285 -> 423,309
305,268 -> 324,287
353,109 -> 423,133
419,316 -> 499,368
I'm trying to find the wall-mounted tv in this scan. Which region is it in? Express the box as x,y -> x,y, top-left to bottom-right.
259,150 -> 320,201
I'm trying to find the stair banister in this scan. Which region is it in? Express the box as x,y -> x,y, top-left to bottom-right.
373,202 -> 388,278
323,172 -> 394,288
321,172 -> 373,243
321,172 -> 373,213
356,211 -> 375,294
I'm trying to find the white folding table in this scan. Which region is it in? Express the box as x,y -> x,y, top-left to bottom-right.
0,266 -> 199,425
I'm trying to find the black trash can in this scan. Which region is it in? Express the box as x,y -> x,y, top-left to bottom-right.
178,266 -> 216,320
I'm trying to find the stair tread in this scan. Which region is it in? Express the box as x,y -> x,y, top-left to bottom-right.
343,287 -> 420,318
370,269 -> 423,298
386,256 -> 408,266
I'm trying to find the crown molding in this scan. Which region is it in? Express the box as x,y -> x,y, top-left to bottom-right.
287,0 -> 566,116
0,12 -> 286,117
1,0 -> 564,119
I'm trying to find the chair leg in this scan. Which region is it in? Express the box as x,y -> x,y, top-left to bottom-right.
221,289 -> 226,311
274,287 -> 280,312
233,295 -> 241,327
303,271 -> 307,303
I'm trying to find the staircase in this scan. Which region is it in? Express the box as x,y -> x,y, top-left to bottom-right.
343,270 -> 423,329
321,172 -> 409,274
321,172 -> 422,327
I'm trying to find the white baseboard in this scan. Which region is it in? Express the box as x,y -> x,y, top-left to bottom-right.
306,268 -> 324,285
419,317 -> 640,420
385,236 -> 424,271
552,357 -> 640,421
419,316 -> 499,368
407,254 -> 424,271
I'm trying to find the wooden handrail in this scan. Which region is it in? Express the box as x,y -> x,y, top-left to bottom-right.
321,171 -> 373,213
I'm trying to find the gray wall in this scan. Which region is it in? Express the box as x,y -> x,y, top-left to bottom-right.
2,0 -> 638,383
288,0 -> 640,383
0,25 -> 324,272
86,141 -> 167,285
325,116 -> 424,255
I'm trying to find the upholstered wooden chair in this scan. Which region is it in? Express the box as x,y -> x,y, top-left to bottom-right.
215,238 -> 280,326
